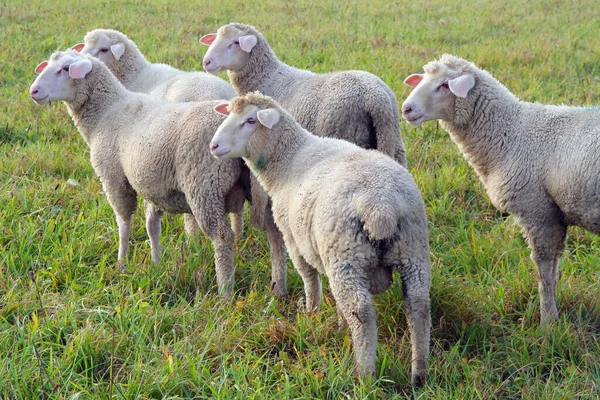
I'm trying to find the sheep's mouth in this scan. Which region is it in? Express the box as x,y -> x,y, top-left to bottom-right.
204,64 -> 224,74
32,95 -> 49,104
211,148 -> 231,158
403,114 -> 424,125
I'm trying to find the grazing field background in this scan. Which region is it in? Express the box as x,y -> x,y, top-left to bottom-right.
1,0 -> 599,398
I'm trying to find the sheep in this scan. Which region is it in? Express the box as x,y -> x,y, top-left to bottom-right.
28,50 -> 285,297
209,92 -> 432,386
401,54 -> 600,324
73,28 -> 242,240
200,23 -> 408,168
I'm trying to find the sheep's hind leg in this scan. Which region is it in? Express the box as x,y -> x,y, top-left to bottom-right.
145,203 -> 163,264
329,263 -> 377,378
525,220 -> 567,323
398,259 -> 431,388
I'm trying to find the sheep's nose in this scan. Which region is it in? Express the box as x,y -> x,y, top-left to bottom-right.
30,87 -> 39,97
401,104 -> 413,116
210,142 -> 219,151
203,58 -> 211,68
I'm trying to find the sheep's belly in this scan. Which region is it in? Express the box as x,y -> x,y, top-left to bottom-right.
143,190 -> 192,214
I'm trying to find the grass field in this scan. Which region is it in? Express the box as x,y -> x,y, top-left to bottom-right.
2,0 -> 600,398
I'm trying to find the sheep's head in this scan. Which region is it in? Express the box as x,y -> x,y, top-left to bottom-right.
30,51 -> 93,105
401,54 -> 475,126
210,92 -> 280,159
74,29 -> 127,72
201,23 -> 258,74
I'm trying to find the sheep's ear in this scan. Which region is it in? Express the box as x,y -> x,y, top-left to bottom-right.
214,103 -> 230,116
68,58 -> 93,79
239,35 -> 257,52
404,74 -> 424,88
110,43 -> 125,60
72,43 -> 85,52
35,61 -> 48,74
200,34 -> 217,46
257,108 -> 280,129
448,74 -> 475,98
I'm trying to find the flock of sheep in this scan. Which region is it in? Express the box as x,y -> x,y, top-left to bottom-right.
28,23 -> 600,387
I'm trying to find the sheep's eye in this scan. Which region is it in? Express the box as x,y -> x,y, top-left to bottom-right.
99,48 -> 109,53
246,117 -> 256,125
234,40 -> 240,45
63,65 -> 70,72
437,82 -> 449,91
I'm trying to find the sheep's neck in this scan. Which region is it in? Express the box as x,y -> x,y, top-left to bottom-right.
245,126 -> 310,193
66,68 -> 126,144
441,87 -> 521,180
228,43 -> 282,95
119,51 -> 151,88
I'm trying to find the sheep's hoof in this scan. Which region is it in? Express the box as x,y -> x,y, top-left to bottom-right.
270,281 -> 288,298
117,259 -> 127,272
411,370 -> 427,388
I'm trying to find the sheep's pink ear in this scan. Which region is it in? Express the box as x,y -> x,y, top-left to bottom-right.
214,103 -> 230,115
257,108 -> 280,129
200,34 -> 217,46
404,74 -> 424,88
448,74 -> 475,98
35,61 -> 48,74
68,58 -> 93,79
239,35 -> 257,52
72,43 -> 85,52
110,43 -> 125,60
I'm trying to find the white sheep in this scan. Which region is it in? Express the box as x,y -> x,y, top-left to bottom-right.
401,54 -> 600,323
73,28 -> 243,240
209,92 -> 431,386
29,50 -> 258,297
200,23 -> 407,168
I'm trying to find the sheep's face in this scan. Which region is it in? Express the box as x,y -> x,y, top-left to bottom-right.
201,27 -> 257,74
75,31 -> 125,70
30,53 -> 92,105
210,103 -> 280,159
401,63 -> 475,126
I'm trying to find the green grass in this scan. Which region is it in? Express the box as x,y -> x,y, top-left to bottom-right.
2,0 -> 600,398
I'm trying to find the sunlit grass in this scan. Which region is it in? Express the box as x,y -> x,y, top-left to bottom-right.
1,0 -> 599,397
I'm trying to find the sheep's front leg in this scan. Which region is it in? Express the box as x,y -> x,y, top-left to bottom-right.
104,184 -> 137,271
145,203 -> 163,264
264,204 -> 288,297
399,259 -> 431,388
287,246 -> 320,311
524,220 -> 567,323
183,213 -> 200,238
194,201 -> 236,298
115,215 -> 132,270
329,266 -> 377,378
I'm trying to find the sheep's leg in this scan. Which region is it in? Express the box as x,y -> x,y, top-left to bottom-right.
288,246 -> 320,311
329,266 -> 377,378
145,203 -> 163,264
398,259 -> 431,388
193,201 -> 236,298
183,213 -> 200,237
104,186 -> 137,271
525,221 -> 567,323
264,204 -> 288,297
230,211 -> 244,241
115,215 -> 132,270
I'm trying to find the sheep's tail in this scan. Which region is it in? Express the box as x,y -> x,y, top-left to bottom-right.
366,83 -> 407,168
355,192 -> 402,240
